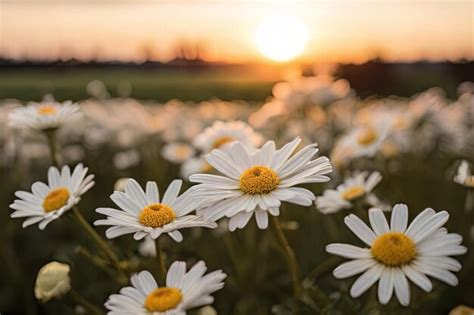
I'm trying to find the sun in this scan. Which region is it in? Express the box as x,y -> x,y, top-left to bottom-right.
255,13 -> 308,62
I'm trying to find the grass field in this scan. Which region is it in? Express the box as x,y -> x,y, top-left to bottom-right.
0,67 -> 279,102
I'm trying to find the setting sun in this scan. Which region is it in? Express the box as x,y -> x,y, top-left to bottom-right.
255,13 -> 308,62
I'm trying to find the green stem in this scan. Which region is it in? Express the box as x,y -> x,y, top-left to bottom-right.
75,246 -> 117,280
270,216 -> 301,302
72,207 -> 121,269
154,238 -> 167,285
44,129 -> 60,167
69,289 -> 104,315
305,256 -> 340,281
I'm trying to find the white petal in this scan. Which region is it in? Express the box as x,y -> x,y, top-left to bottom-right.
368,208 -> 389,236
390,204 -> 408,232
350,264 -> 384,298
344,214 -> 377,246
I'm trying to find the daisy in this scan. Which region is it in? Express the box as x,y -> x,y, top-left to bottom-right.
326,204 -> 467,306
315,171 -> 382,214
180,156 -> 213,179
10,164 -> 95,230
454,160 -> 474,188
162,142 -> 196,164
193,120 -> 263,153
104,260 -> 226,314
94,179 -> 217,242
9,100 -> 81,131
189,137 -> 332,231
338,123 -> 389,159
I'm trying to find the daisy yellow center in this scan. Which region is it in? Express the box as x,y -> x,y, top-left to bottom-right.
371,232 -> 416,266
42,187 -> 70,213
341,186 -> 366,201
175,146 -> 190,159
239,165 -> 280,195
357,128 -> 378,146
464,176 -> 474,188
212,136 -> 235,149
139,203 -> 176,228
37,105 -> 58,116
144,287 -> 182,312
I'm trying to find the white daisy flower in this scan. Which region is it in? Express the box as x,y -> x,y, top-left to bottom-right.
162,142 -> 196,164
180,156 -> 213,179
454,160 -> 474,188
339,123 -> 389,158
193,120 -> 263,153
94,179 -> 217,242
326,204 -> 467,306
9,101 -> 81,131
316,171 -> 382,214
189,137 -> 332,231
10,164 -> 95,230
104,261 -> 226,314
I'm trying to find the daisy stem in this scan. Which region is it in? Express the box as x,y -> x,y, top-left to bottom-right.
72,207 -> 122,271
69,289 -> 104,315
154,238 -> 167,285
44,129 -> 60,167
270,216 -> 302,301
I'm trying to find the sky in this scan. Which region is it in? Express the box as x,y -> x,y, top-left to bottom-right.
0,0 -> 473,63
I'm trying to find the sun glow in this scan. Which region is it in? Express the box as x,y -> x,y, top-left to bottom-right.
255,13 -> 308,62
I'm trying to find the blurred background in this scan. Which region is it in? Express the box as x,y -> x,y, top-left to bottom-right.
0,1 -> 473,314
1,0 -> 473,101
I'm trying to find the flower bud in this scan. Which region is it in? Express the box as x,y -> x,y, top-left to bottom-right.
34,261 -> 71,302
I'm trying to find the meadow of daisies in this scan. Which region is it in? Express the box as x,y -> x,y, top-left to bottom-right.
0,75 -> 473,315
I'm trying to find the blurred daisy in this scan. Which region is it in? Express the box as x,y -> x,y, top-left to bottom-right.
162,142 -> 195,164
193,120 -> 263,153
454,160 -> 474,188
341,124 -> 389,158
190,137 -> 332,231
9,101 -> 81,131
326,205 -> 467,306
104,261 -> 226,314
94,179 -> 216,242
316,171 -> 382,214
180,156 -> 213,179
10,164 -> 95,230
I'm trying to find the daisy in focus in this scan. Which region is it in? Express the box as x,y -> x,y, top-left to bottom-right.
9,101 -> 81,131
454,160 -> 474,188
104,260 -> 226,314
316,171 -> 383,214
326,204 -> 467,306
94,179 -> 217,242
10,164 -> 95,230
193,120 -> 263,153
190,137 -> 332,231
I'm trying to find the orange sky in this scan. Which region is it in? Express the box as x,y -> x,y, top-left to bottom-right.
1,0 -> 472,63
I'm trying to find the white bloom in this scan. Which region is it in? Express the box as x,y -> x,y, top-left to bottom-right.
190,137 -> 332,231
94,179 -> 217,242
113,149 -> 141,170
180,156 -> 212,179
326,205 -> 467,306
193,120 -> 263,153
337,123 -> 389,159
162,142 -> 195,164
9,101 -> 81,131
10,164 -> 95,229
104,261 -> 226,314
316,171 -> 382,214
454,160 -> 474,188
34,261 -> 71,303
